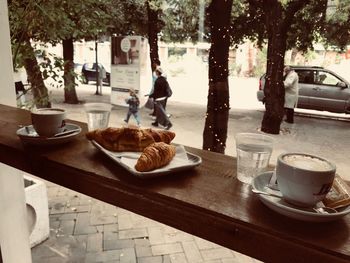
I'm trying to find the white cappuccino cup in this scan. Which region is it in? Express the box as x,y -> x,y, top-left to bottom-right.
31,108 -> 66,137
276,153 -> 336,207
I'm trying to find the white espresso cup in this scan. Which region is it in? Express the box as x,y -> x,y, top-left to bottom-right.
276,153 -> 336,207
31,108 -> 66,137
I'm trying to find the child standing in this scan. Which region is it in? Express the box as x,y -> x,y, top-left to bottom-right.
124,89 -> 141,126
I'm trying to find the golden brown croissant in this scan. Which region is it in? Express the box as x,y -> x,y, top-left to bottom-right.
86,127 -> 175,152
135,142 -> 176,172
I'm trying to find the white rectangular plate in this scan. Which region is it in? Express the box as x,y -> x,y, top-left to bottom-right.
92,141 -> 202,178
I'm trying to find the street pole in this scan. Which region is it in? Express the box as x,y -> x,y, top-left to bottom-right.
95,39 -> 100,95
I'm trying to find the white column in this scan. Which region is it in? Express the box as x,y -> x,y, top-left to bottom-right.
0,163 -> 32,263
0,0 -> 16,106
0,1 -> 32,262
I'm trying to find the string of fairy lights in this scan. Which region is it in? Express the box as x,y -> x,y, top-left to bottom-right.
204,23 -> 231,151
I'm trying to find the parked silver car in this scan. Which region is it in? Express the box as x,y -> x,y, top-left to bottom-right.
257,66 -> 350,114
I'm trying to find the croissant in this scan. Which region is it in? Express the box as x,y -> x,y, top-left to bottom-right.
135,142 -> 176,172
86,127 -> 175,152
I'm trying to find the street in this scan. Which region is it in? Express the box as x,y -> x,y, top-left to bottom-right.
49,79 -> 350,181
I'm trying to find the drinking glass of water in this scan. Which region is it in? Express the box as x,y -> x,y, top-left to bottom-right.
235,133 -> 274,184
84,103 -> 112,131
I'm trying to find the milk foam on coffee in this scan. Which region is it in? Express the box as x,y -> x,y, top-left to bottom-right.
283,154 -> 332,171
34,109 -> 64,115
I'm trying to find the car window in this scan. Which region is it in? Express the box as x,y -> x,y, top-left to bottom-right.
84,63 -> 94,70
295,70 -> 314,84
316,71 -> 341,86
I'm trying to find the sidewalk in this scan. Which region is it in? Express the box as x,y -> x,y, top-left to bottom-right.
30,86 -> 350,262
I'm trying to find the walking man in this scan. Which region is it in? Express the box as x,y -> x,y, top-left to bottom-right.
283,66 -> 299,124
150,67 -> 173,130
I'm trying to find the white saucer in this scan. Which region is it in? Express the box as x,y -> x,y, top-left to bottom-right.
92,141 -> 202,179
252,171 -> 350,222
17,123 -> 81,146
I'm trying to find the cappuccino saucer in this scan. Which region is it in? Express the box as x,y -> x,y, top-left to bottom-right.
17,123 -> 81,146
252,171 -> 350,222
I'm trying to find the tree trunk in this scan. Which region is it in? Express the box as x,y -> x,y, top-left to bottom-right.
202,0 -> 233,154
147,0 -> 160,68
261,0 -> 306,134
63,38 -> 79,104
260,2 -> 287,134
23,38 -> 51,108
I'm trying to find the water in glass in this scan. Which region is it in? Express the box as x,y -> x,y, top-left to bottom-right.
236,143 -> 272,184
86,110 -> 110,131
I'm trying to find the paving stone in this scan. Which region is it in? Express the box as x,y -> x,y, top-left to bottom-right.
135,244 -> 152,258
164,229 -> 193,244
59,220 -> 75,236
91,202 -> 118,214
50,200 -> 66,214
194,237 -> 219,250
79,197 -> 94,206
222,258 -> 241,263
34,256 -> 69,263
74,212 -> 98,235
119,248 -> 136,263
151,243 -> 183,256
96,225 -> 104,232
91,213 -> 118,225
104,229 -> 119,241
59,212 -> 78,221
148,226 -> 166,245
57,188 -> 70,196
33,235 -> 86,262
169,252 -> 188,263
162,255 -> 172,263
65,194 -> 81,206
50,219 -> 60,230
66,204 -> 91,213
85,250 -> 121,262
87,233 -> 103,252
200,248 -> 234,261
134,237 -> 151,246
33,180 -> 260,263
104,238 -> 135,251
137,256 -> 163,263
104,223 -> 119,233
116,207 -> 131,214
74,234 -> 88,249
182,241 -> 203,262
118,213 -> 133,230
47,186 -> 59,198
32,244 -> 59,259
118,228 -> 148,239
130,214 -> 158,228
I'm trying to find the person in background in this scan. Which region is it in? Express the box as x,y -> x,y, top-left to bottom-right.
147,61 -> 161,118
124,89 -> 141,127
283,66 -> 299,124
97,64 -> 106,94
150,67 -> 173,130
13,68 -> 26,107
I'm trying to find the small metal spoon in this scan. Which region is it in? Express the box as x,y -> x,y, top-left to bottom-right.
313,207 -> 338,214
252,189 -> 338,214
251,189 -> 283,198
53,129 -> 81,137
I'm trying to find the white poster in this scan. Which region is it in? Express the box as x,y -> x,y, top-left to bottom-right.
110,36 -> 151,106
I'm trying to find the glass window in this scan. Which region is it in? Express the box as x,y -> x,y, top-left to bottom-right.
295,70 -> 314,84
316,71 -> 341,86
84,63 -> 94,70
